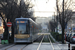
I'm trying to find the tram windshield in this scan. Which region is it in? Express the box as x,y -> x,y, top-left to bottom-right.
17,23 -> 26,34
16,21 -> 29,34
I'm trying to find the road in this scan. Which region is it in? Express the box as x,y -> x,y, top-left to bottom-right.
0,33 -> 75,50
0,43 -> 69,50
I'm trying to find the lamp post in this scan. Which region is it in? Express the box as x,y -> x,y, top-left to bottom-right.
56,0 -> 59,33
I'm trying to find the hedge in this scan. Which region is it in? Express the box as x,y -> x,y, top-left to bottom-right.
51,32 -> 62,41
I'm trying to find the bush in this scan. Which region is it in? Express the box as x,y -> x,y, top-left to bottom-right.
51,32 -> 62,41
58,34 -> 62,41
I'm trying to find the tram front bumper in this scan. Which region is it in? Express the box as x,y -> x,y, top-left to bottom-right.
14,37 -> 32,43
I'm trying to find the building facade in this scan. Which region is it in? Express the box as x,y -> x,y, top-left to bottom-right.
67,12 -> 75,32
0,17 -> 3,34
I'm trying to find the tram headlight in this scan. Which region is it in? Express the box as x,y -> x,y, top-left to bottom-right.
28,35 -> 30,37
14,35 -> 16,37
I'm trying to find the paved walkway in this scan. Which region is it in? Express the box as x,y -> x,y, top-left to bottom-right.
49,33 -> 69,50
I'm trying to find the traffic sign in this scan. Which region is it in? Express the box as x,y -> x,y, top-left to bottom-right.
7,22 -> 12,27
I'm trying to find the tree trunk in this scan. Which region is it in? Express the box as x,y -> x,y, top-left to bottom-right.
0,13 -> 8,40
11,22 -> 14,43
3,21 -> 9,40
62,0 -> 64,44
62,28 -> 64,43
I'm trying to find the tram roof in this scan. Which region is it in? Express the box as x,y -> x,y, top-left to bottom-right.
16,18 -> 38,25
16,18 -> 31,20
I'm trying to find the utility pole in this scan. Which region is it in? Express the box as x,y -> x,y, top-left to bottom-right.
54,12 -> 57,32
62,0 -> 64,44
54,12 -> 55,22
56,0 -> 59,32
20,0 -> 22,17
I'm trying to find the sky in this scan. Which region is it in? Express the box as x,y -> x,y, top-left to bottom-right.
31,0 -> 56,17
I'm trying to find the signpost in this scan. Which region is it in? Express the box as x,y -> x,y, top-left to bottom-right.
7,22 -> 12,27
6,22 -> 12,44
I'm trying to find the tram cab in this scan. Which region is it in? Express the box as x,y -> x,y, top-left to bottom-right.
14,18 -> 39,43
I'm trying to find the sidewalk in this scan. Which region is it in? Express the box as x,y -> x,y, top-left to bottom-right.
50,33 -> 69,50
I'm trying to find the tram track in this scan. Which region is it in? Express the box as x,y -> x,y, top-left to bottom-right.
4,44 -> 28,50
3,34 -> 55,50
3,35 -> 43,50
48,35 -> 54,50
37,35 -> 44,50
36,35 -> 54,50
20,44 -> 29,50
5,44 -> 15,50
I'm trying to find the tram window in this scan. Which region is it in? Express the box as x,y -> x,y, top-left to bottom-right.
14,24 -> 17,34
16,23 -> 30,34
16,23 -> 26,34
17,24 -> 19,32
26,24 -> 29,33
19,24 -> 26,34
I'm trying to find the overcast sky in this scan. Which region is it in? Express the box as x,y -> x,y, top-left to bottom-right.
31,0 -> 56,17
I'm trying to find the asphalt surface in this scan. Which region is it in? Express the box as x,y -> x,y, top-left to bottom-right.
0,33 -> 75,50
0,44 -> 12,49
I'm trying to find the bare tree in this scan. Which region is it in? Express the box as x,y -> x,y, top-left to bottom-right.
49,20 -> 57,32
0,0 -> 34,42
56,0 -> 73,43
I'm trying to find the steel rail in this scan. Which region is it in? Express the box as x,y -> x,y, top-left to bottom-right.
48,35 -> 54,50
20,44 -> 28,50
37,35 -> 44,50
5,44 -> 15,50
4,44 -> 28,50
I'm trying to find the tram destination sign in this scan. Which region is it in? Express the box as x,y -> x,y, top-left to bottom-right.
17,21 -> 28,23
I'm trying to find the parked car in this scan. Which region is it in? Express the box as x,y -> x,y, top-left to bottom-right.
66,33 -> 69,41
64,33 -> 69,40
67,33 -> 72,42
70,33 -> 75,43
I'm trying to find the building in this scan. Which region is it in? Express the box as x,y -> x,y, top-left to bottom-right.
67,12 -> 75,32
0,17 -> 3,34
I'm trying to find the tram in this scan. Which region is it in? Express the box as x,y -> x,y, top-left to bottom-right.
14,18 -> 39,43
